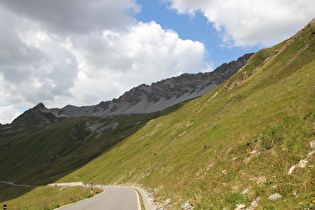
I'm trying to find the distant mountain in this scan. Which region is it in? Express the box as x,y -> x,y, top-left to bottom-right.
12,102 -> 67,126
59,53 -> 253,117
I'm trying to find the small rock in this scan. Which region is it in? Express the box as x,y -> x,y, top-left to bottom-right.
268,193 -> 282,200
310,140 -> 315,148
241,188 -> 250,195
156,205 -> 165,210
181,201 -> 193,209
254,176 -> 267,184
298,159 -> 308,168
164,199 -> 171,206
234,204 -> 246,210
251,200 -> 259,207
250,197 -> 261,208
243,157 -> 252,164
307,150 -> 315,157
288,165 -> 296,175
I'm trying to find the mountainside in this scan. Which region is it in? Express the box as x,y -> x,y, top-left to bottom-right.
1,19 -> 315,209
59,53 -> 252,117
0,109 -> 170,185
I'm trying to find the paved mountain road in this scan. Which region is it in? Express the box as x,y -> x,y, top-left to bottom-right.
0,181 -> 36,187
56,187 -> 140,210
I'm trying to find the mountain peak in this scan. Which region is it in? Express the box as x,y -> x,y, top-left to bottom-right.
12,103 -> 64,126
35,102 -> 45,108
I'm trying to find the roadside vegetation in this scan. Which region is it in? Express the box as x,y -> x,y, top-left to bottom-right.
0,184 -> 101,210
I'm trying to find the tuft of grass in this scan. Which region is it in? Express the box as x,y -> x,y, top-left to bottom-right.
224,192 -> 250,208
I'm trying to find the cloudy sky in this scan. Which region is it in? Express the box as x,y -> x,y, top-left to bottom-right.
0,0 -> 314,124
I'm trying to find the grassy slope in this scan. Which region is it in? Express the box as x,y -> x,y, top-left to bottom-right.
58,20 -> 315,209
0,101 -> 184,203
0,112 -> 173,185
0,184 -> 102,210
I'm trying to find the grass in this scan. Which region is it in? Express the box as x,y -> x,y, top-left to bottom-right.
0,111 -> 176,185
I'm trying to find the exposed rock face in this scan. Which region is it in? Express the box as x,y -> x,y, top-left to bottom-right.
60,53 -> 253,117
58,53 -> 253,117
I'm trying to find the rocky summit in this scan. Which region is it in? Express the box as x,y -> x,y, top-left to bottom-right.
12,102 -> 67,126
58,53 -> 253,117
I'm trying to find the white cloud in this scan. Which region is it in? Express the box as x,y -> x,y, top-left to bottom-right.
0,0 -> 140,34
0,9 -> 78,106
0,105 -> 22,124
67,21 -> 210,106
0,1 -> 211,111
166,0 -> 315,46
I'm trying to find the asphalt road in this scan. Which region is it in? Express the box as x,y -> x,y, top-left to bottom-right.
57,187 -> 140,210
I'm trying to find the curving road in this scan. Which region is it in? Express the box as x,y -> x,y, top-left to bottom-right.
0,181 -> 36,187
57,187 -> 140,210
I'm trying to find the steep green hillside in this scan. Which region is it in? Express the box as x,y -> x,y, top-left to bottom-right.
0,184 -> 102,210
57,19 -> 315,209
0,108 -> 178,185
0,101 -> 183,204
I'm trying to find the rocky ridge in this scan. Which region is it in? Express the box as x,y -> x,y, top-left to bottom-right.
12,102 -> 68,126
59,53 -> 253,117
